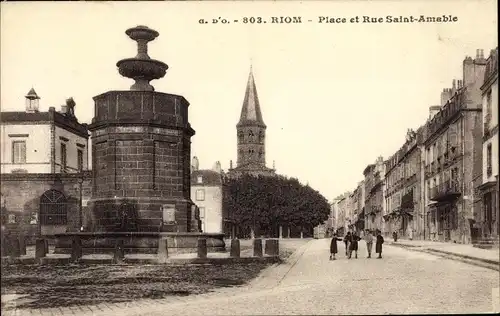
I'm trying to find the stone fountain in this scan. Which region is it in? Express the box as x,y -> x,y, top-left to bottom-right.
54,26 -> 225,255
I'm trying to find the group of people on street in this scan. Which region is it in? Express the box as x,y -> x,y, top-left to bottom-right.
329,229 -> 384,260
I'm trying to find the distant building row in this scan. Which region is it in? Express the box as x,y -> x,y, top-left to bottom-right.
330,48 -> 498,244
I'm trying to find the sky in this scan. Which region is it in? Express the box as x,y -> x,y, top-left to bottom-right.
1,1 -> 497,201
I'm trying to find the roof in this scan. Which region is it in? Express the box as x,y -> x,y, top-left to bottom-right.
25,88 -> 40,99
237,66 -> 266,128
191,169 -> 223,186
0,109 -> 89,139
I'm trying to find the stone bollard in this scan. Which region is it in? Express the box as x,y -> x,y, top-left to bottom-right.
197,238 -> 207,259
265,239 -> 279,257
230,239 -> 240,258
114,239 -> 125,263
9,237 -> 21,258
0,234 -> 6,257
253,238 -> 263,257
158,237 -> 169,263
19,234 -> 27,256
44,239 -> 49,254
71,236 -> 82,262
35,238 -> 46,258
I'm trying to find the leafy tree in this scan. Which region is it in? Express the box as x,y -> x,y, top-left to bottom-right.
222,173 -> 330,238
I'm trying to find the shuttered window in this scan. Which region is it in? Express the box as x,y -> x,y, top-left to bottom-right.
12,141 -> 26,163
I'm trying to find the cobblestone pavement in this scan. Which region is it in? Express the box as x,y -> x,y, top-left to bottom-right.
3,239 -> 499,315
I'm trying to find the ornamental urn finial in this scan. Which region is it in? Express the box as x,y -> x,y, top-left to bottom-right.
116,25 -> 168,91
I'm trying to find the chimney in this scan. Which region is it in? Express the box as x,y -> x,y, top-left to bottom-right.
229,160 -> 233,169
429,105 -> 441,119
191,156 -> 199,171
60,104 -> 68,114
212,161 -> 222,173
451,79 -> 457,95
440,88 -> 452,106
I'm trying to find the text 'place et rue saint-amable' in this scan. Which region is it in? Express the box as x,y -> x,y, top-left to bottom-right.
202,15 -> 459,25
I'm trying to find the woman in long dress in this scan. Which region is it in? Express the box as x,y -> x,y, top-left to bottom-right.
330,232 -> 343,260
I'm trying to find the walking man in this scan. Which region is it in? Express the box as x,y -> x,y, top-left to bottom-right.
364,229 -> 374,258
344,232 -> 352,257
376,230 -> 385,259
349,231 -> 361,259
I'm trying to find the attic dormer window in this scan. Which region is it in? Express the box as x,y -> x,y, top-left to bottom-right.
197,176 -> 203,184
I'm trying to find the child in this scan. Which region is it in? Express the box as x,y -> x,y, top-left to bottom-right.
376,230 -> 385,259
329,231 -> 343,260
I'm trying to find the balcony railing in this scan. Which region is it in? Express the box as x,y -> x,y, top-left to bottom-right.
429,180 -> 461,202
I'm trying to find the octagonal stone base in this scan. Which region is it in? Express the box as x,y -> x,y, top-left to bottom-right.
53,232 -> 226,255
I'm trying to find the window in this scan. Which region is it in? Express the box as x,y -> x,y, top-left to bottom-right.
197,176 -> 203,184
40,190 -> 67,225
486,90 -> 492,124
487,144 -> 492,177
12,141 -> 26,164
195,189 -> 205,201
61,143 -> 67,172
77,149 -> 84,172
8,214 -> 16,224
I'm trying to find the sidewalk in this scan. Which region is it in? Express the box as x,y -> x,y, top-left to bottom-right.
388,239 -> 500,269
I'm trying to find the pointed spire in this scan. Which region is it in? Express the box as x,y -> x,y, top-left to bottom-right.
25,87 -> 40,100
237,66 -> 266,128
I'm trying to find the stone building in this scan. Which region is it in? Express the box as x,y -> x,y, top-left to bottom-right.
363,156 -> 385,233
477,47 -> 499,241
353,180 -> 365,232
1,89 -> 91,240
227,66 -> 276,178
334,192 -> 351,235
423,49 -> 487,244
1,89 -> 89,174
190,157 -> 224,234
384,129 -> 424,239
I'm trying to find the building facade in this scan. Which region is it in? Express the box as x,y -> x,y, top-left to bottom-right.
477,47 -> 499,240
423,50 -> 487,244
363,156 -> 385,233
1,89 -> 91,239
384,129 -> 424,239
227,66 -> 276,178
190,157 -> 224,234
1,89 -> 89,174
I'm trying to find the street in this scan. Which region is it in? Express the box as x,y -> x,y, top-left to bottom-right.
125,239 -> 499,315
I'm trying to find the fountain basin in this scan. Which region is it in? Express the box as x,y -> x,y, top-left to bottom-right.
53,232 -> 226,255
117,58 -> 168,80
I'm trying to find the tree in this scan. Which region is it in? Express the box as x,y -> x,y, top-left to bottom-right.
222,174 -> 330,238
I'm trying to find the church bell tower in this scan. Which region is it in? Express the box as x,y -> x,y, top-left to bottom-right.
236,66 -> 267,168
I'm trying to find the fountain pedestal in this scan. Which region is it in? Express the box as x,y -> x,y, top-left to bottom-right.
54,25 -> 224,255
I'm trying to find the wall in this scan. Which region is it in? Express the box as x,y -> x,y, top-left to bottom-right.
54,126 -> 89,173
483,79 -> 499,183
0,172 -> 92,242
191,185 -> 223,234
0,124 -> 51,173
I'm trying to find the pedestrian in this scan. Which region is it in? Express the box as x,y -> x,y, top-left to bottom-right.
364,229 -> 374,258
408,227 -> 413,241
329,231 -> 343,260
376,230 -> 384,259
344,231 -> 352,256
392,231 -> 398,242
349,231 -> 361,259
